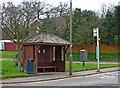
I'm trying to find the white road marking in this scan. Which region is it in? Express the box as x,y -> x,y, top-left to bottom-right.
6,71 -> 119,85
31,72 -> 118,84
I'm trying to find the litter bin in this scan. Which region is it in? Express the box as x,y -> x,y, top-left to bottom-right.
80,50 -> 88,66
27,59 -> 34,74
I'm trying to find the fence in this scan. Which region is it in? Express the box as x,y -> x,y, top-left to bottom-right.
67,44 -> 119,53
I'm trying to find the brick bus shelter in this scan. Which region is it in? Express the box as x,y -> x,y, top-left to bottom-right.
22,34 -> 70,73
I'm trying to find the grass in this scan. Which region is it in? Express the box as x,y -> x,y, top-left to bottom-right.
66,52 -> 119,61
1,51 -> 119,62
0,51 -> 118,79
0,61 -> 119,79
0,61 -> 26,79
0,51 -> 17,58
66,62 -> 119,72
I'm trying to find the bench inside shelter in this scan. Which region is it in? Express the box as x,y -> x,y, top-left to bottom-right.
38,63 -> 57,72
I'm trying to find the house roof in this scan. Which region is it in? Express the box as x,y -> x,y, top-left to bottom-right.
28,16 -> 67,38
23,34 -> 70,45
44,16 -> 66,28
0,28 -> 14,40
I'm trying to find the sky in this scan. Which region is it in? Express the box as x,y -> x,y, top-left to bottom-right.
0,0 -> 120,11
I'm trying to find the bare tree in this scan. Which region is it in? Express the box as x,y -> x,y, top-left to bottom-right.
100,3 -> 115,18
1,1 -> 70,72
47,2 -> 69,18
57,2 -> 69,16
1,1 -> 45,72
100,3 -> 107,18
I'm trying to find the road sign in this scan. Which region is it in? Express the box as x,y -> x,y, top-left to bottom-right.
98,38 -> 100,41
93,28 -> 97,37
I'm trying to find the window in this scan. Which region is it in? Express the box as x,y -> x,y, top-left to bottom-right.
43,49 -> 45,53
38,50 -> 41,53
62,49 -> 64,61
53,47 -> 55,61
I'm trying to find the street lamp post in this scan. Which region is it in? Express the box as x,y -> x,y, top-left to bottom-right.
0,5 -> 2,39
118,1 -> 120,45
69,0 -> 72,75
118,1 -> 120,6
0,5 -> 2,27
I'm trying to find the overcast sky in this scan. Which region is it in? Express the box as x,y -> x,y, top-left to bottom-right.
0,0 -> 120,11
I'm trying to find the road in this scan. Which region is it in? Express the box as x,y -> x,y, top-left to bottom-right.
3,71 -> 119,87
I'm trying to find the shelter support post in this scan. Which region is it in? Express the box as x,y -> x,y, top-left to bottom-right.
35,45 -> 39,73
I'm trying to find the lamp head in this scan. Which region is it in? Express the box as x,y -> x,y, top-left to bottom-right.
118,1 -> 120,6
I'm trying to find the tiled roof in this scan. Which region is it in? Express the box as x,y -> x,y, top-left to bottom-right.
23,34 -> 70,45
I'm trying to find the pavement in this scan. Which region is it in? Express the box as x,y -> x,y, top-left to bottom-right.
0,58 -> 119,84
0,58 -> 15,61
1,67 -> 119,84
68,61 -> 119,64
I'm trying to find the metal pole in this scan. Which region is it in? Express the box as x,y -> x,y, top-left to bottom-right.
0,5 -> 2,40
96,28 -> 100,72
118,1 -> 120,6
118,2 -> 120,46
69,0 -> 72,75
0,5 -> 2,27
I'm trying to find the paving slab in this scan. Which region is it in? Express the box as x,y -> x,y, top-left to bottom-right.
1,67 -> 119,84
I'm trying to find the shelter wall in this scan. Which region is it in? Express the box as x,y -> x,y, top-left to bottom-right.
38,46 -> 53,66
54,46 -> 65,72
22,44 -> 68,73
22,45 -> 35,71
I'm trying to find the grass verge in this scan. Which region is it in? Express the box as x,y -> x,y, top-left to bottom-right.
66,52 -> 119,61
66,62 -> 119,72
1,51 -> 119,62
0,51 -> 17,58
0,61 -> 119,79
1,61 -> 26,79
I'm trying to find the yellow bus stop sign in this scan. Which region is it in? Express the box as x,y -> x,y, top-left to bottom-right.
98,38 -> 100,41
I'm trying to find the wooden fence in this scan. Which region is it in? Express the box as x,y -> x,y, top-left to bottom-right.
67,44 -> 120,53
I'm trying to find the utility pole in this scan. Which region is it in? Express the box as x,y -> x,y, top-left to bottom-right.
69,0 -> 72,75
118,1 -> 120,46
118,1 -> 120,5
0,5 -> 2,39
0,5 -> 2,27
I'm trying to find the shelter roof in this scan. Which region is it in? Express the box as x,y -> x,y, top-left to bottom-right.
23,34 -> 70,45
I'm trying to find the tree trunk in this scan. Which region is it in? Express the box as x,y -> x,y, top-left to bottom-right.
17,40 -> 21,72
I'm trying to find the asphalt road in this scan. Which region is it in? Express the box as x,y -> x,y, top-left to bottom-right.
4,71 -> 119,87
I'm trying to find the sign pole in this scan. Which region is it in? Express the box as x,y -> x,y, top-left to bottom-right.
93,28 -> 100,72
96,28 -> 100,72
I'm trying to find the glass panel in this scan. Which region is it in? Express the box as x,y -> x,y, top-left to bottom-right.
53,47 -> 55,61
62,49 -> 64,61
43,49 -> 45,53
39,50 -> 41,53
